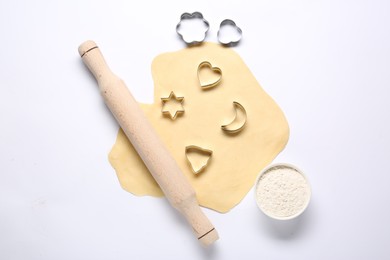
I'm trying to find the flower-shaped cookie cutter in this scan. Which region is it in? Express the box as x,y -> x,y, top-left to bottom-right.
217,19 -> 242,47
176,12 -> 210,45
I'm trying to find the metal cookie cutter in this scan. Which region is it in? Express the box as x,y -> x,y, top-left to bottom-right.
217,19 -> 242,47
176,12 -> 210,45
221,101 -> 247,134
197,61 -> 222,90
185,145 -> 213,174
161,91 -> 185,120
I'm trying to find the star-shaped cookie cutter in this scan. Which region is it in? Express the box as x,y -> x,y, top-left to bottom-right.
161,91 -> 185,120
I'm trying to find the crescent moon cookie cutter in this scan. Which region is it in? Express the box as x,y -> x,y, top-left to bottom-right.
217,19 -> 242,47
221,101 -> 247,134
176,12 -> 210,45
185,145 -> 213,174
161,91 -> 185,120
197,61 -> 222,90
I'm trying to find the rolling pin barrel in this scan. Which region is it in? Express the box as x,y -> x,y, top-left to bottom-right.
78,40 -> 218,246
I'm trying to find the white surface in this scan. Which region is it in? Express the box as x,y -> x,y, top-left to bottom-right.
1,0 -> 390,259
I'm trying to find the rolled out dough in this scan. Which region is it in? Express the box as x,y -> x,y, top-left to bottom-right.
109,42 -> 289,213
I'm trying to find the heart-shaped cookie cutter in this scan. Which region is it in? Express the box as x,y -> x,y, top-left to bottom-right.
176,12 -> 210,45
217,19 -> 242,47
197,61 -> 222,90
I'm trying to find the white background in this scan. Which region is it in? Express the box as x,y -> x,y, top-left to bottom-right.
1,0 -> 390,259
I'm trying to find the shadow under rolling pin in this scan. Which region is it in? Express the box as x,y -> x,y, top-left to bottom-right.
78,40 -> 218,246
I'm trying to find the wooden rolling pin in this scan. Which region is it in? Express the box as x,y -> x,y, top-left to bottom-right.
78,41 -> 218,246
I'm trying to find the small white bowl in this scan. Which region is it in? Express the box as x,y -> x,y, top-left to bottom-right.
254,163 -> 311,220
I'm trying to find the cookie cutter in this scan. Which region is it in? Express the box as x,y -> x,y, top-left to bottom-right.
176,12 -> 210,45
161,91 -> 185,120
185,145 -> 213,174
197,61 -> 222,90
221,101 -> 247,134
217,19 -> 242,47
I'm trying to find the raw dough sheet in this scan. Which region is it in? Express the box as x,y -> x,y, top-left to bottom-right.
109,42 -> 289,213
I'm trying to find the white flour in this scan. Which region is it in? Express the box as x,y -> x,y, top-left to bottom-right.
255,165 -> 310,219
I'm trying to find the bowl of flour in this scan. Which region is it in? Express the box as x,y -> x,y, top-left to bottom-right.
255,163 -> 311,220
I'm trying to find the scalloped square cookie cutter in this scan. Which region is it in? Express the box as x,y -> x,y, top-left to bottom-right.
217,19 -> 242,47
